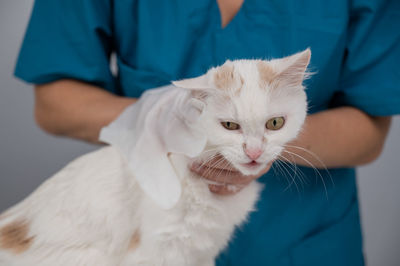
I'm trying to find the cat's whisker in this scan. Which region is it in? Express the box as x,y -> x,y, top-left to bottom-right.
283,150 -> 330,199
274,159 -> 293,182
198,153 -> 239,187
285,151 -> 311,187
201,156 -> 228,180
195,153 -> 219,166
209,158 -> 228,181
281,154 -> 309,187
283,144 -> 334,187
280,151 -> 299,178
196,152 -> 221,170
277,158 -> 300,187
207,155 -> 226,169
198,154 -> 219,167
273,160 -> 291,187
277,161 -> 300,194
274,159 -> 301,194
277,155 -> 308,192
269,156 -> 289,183
220,159 -> 237,185
283,144 -> 325,168
201,147 -> 220,154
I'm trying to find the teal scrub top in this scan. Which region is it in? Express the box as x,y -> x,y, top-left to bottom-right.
15,0 -> 400,265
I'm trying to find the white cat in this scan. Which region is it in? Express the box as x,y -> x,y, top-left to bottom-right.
0,49 -> 310,266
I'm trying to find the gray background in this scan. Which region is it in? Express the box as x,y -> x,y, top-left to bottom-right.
1,1 -> 399,265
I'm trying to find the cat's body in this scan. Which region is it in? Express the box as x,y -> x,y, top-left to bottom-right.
0,49 -> 310,266
0,147 -> 260,266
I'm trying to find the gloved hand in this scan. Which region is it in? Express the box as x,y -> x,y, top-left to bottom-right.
99,85 -> 207,209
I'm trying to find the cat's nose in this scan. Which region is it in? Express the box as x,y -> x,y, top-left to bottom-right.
244,148 -> 263,160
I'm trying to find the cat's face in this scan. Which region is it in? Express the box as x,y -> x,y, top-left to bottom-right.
173,49 -> 310,176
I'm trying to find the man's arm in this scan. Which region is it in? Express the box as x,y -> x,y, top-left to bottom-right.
34,79 -> 136,143
284,107 -> 392,168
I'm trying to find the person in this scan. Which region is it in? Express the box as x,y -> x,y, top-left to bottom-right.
15,0 -> 399,265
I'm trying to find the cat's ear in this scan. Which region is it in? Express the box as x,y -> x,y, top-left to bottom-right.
274,48 -> 311,88
172,73 -> 214,106
172,73 -> 211,90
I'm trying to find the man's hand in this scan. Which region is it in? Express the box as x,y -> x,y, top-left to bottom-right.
190,154 -> 272,195
35,79 -> 135,143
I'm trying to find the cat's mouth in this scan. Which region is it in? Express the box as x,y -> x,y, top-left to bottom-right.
242,160 -> 261,168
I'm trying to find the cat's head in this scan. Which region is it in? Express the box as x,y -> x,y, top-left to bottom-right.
173,49 -> 310,176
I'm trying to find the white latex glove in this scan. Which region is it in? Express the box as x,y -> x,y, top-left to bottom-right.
99,85 -> 207,209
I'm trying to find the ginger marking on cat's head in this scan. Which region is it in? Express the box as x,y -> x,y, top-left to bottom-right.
0,219 -> 35,254
214,63 -> 244,93
214,64 -> 235,89
257,62 -> 277,85
128,230 -> 141,251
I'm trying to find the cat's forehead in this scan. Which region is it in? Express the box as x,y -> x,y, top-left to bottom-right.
232,85 -> 272,120
207,57 -> 306,122
213,59 -> 277,91
211,60 -> 276,115
210,83 -> 272,123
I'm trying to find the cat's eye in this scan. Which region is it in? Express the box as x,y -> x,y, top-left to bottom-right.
266,117 -> 285,130
221,121 -> 240,130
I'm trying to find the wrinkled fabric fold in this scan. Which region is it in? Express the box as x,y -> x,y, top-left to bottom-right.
99,85 -> 207,209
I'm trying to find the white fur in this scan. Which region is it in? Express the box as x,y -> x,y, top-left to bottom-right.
0,147 -> 261,266
0,50 -> 310,266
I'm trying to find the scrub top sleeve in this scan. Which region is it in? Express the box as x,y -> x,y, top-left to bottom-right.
15,0 -> 116,93
336,0 -> 400,116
